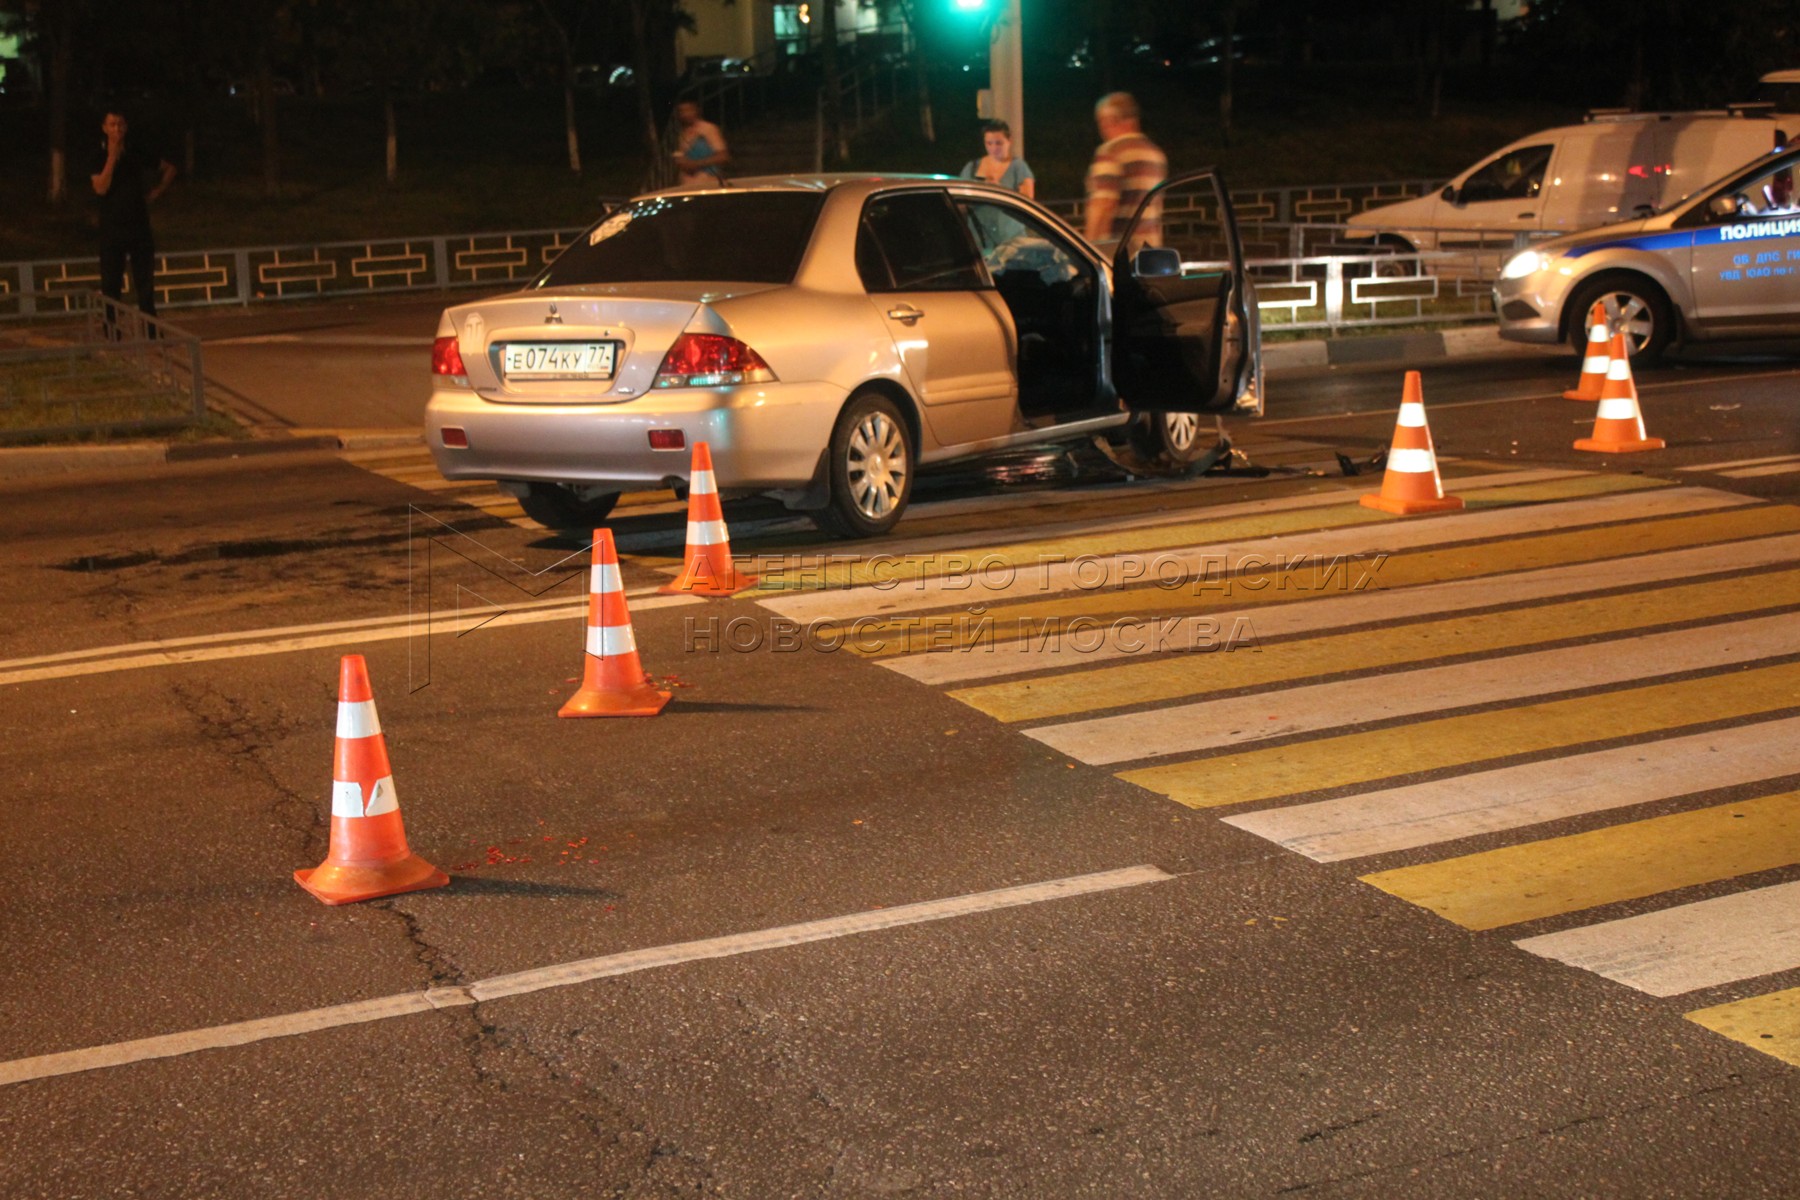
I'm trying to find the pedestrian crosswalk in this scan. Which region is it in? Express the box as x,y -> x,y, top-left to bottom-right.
1679,452 -> 1800,480
753,468 -> 1800,1070
338,444 -> 692,531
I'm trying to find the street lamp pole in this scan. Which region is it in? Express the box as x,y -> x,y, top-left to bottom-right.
989,0 -> 1024,157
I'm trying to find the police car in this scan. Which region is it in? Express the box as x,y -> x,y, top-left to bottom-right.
1496,142 -> 1799,360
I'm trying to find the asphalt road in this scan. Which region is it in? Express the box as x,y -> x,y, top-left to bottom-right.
3,339 -> 1800,1197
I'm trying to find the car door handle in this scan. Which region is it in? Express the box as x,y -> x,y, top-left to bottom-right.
886,305 -> 924,325
1517,211 -> 1536,218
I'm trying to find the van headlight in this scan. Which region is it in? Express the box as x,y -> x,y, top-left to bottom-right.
1501,250 -> 1548,280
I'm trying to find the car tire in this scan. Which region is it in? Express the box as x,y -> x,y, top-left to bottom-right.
811,391 -> 914,539
515,482 -> 621,530
1128,411 -> 1212,466
1369,235 -> 1418,279
1565,274 -> 1675,364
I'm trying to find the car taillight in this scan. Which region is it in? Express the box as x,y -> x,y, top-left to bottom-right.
432,335 -> 467,378
653,333 -> 775,389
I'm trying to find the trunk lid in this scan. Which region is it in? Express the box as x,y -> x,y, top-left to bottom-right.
448,283 -> 779,403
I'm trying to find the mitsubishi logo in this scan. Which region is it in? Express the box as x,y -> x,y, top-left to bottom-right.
545,303 -> 563,325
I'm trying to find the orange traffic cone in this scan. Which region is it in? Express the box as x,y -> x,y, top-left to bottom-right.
1359,371 -> 1464,516
561,528 -> 671,717
1563,302 -> 1612,400
1574,334 -> 1666,454
660,442 -> 758,596
295,655 -> 449,905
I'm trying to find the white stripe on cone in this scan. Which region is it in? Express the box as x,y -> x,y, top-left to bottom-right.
1387,447 -> 1439,474
690,469 -> 717,495
586,623 -> 638,658
589,562 -> 623,595
336,699 -> 381,739
687,519 -> 729,546
332,774 -> 399,819
1607,359 -> 1632,380
1397,403 -> 1426,428
1581,354 -> 1609,372
1596,397 -> 1641,420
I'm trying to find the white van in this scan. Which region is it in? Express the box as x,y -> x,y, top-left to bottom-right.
1760,69 -> 1800,120
1345,111 -> 1787,252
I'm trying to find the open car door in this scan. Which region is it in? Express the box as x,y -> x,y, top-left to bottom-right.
1108,169 -> 1263,417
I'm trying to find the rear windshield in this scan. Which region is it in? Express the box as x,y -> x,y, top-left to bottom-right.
537,192 -> 825,287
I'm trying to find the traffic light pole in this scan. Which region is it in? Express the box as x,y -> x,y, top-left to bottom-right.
989,0 -> 1023,157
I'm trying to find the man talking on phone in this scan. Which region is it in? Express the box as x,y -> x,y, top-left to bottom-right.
91,109 -> 177,325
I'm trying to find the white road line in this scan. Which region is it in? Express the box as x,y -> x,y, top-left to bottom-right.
1678,453 -> 1800,473
1221,716 -> 1800,862
1515,880 -> 1800,997
208,334 -> 435,347
0,865 -> 1173,1089
1252,367 -> 1800,428
886,532 -> 1800,686
0,585 -> 666,671
764,486 -> 1747,624
0,594 -> 702,687
1028,612 -> 1800,766
1720,462 -> 1800,480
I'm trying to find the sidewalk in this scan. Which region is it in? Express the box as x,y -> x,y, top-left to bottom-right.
1262,325 -> 1555,372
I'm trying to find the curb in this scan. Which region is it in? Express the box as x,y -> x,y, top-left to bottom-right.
0,432 -> 348,481
1265,326 -> 1555,373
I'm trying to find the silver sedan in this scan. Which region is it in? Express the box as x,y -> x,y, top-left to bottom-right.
426,173 -> 1261,536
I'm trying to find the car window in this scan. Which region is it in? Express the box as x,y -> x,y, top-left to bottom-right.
956,200 -> 1086,287
858,192 -> 987,291
1460,144 -> 1553,204
538,192 -> 824,287
1720,159 -> 1800,219
855,218 -> 895,290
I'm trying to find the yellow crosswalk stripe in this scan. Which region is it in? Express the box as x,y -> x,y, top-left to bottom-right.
1122,656 -> 1800,809
1360,790 -> 1800,931
858,504 -> 1800,658
1686,989 -> 1800,1068
954,565 -> 1800,723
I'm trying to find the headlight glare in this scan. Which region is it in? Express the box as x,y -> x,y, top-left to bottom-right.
1501,250 -> 1546,280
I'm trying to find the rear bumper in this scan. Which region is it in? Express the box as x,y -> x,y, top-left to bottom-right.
425,378 -> 848,491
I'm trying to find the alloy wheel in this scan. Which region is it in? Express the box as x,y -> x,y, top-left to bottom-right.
847,411 -> 908,522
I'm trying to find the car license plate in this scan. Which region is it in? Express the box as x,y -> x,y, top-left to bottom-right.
501,342 -> 618,380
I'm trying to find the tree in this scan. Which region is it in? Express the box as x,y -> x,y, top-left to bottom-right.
878,0 -> 934,143
42,0 -> 78,203
329,0 -> 484,184
820,0 -> 844,161
535,0 -> 588,173
19,0 -> 92,205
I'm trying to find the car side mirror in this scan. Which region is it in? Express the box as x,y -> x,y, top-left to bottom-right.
1708,195 -> 1740,219
1441,184 -> 1460,205
1133,247 -> 1182,278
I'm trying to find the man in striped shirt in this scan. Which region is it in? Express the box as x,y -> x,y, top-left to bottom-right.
1083,92 -> 1168,252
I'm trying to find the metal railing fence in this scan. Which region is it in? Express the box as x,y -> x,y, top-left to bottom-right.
3,177 -> 1544,337
0,292 -> 207,442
